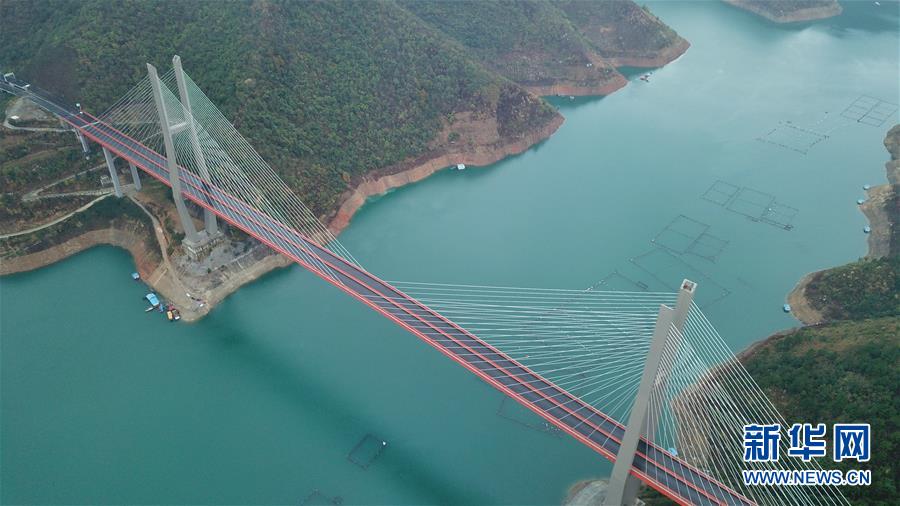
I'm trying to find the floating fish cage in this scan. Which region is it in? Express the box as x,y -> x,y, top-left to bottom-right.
630,248 -> 731,310
347,434 -> 388,470
757,122 -> 827,155
841,95 -> 898,127
652,214 -> 729,263
702,180 -> 798,231
299,489 -> 344,506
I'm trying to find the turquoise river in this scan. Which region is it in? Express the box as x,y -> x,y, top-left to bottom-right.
2,2 -> 898,504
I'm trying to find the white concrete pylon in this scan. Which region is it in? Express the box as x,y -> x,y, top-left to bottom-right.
146,62 -> 200,243
604,280 -> 697,506
172,55 -> 217,236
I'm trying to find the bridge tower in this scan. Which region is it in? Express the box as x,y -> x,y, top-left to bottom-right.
604,279 -> 696,506
172,55 -> 217,237
146,57 -> 220,258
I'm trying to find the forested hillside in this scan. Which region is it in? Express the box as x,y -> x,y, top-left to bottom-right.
2,0 -> 556,215
398,1 -> 626,95
722,0 -> 843,23
557,1 -> 688,65
743,318 -> 899,505
0,0 -> 684,221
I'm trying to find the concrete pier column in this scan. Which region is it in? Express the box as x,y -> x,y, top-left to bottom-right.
604,280 -> 697,506
76,129 -> 90,155
102,147 -> 123,198
128,160 -> 142,191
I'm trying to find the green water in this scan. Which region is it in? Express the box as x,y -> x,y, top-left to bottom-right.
2,2 -> 898,504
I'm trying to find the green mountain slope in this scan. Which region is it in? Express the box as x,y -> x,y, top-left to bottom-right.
742,317 -> 899,504
557,1 -> 688,66
722,0 -> 843,23
398,0 -> 625,95
1,0 -> 557,215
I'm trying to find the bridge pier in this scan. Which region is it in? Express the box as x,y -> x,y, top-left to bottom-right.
604,280 -> 696,506
62,117 -> 90,156
128,160 -> 142,191
102,147 -> 123,198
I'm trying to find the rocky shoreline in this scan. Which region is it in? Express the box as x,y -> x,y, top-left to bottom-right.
781,192 -> 893,327
785,126 -> 899,327
326,113 -> 565,234
722,0 -> 842,24
0,221 -> 291,322
1,227 -> 160,280
326,35 -> 692,236
603,37 -> 691,68
523,73 -> 628,100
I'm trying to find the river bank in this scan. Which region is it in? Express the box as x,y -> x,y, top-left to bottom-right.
0,192 -> 291,322
523,73 -> 627,100
326,113 -> 565,234
722,0 -> 842,24
603,37 -> 691,68
785,125 -> 899,326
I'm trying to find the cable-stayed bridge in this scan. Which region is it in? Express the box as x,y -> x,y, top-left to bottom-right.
1,60 -> 848,506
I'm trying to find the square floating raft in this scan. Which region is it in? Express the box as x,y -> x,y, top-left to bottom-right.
630,248 -> 730,309
653,215 -> 710,255
727,187 -> 776,222
652,215 -> 728,263
701,180 -> 741,207
701,180 -> 798,231
760,201 -> 799,230
596,270 -> 651,292
756,122 -> 828,155
300,489 -> 343,506
347,433 -> 388,470
841,95 -> 899,127
687,232 -> 730,263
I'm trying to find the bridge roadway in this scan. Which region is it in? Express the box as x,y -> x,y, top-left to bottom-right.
4,82 -> 752,506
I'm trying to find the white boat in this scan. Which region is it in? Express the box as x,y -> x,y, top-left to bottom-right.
456,163 -> 466,170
